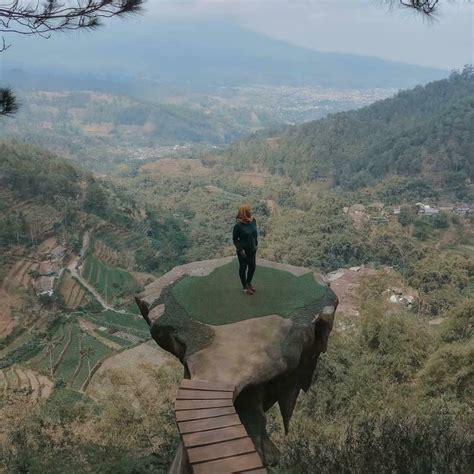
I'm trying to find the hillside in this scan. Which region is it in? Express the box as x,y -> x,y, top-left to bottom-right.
4,21 -> 446,90
1,133 -> 473,472
221,67 -> 474,200
0,139 -> 196,271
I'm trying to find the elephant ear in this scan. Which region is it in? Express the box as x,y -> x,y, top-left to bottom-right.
314,303 -> 337,353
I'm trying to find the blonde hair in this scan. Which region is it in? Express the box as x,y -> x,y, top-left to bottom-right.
236,204 -> 253,224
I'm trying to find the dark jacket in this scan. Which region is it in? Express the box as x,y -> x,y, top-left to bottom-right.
233,218 -> 258,252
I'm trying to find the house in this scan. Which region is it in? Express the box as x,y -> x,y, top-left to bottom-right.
453,206 -> 473,216
393,206 -> 401,215
34,276 -> 55,297
48,245 -> 66,261
416,203 -> 439,215
424,207 -> 440,216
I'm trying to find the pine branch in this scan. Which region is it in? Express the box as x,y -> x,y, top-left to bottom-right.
0,88 -> 18,116
0,1 -> 145,36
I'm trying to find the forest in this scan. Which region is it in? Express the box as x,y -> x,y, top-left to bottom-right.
0,48 -> 472,474
221,67 -> 473,200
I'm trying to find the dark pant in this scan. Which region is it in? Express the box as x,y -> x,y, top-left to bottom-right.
237,249 -> 256,288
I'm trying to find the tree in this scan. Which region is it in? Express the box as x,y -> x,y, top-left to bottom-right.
384,1 -> 465,16
397,205 -> 415,228
43,332 -> 55,379
0,0 -> 145,115
0,87 -> 18,115
81,345 -> 96,386
398,1 -> 440,15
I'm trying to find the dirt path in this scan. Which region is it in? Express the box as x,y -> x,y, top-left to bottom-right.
67,231 -> 124,313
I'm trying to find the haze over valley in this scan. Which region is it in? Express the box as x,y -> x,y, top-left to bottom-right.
0,2 -> 472,473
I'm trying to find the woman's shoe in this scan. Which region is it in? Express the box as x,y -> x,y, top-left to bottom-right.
247,284 -> 256,293
244,285 -> 254,295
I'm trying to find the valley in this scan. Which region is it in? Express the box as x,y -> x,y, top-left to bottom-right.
0,85 -> 395,173
0,69 -> 472,472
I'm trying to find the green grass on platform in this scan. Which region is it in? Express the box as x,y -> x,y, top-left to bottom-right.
171,259 -> 328,325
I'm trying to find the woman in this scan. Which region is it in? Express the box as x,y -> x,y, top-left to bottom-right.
233,204 -> 258,295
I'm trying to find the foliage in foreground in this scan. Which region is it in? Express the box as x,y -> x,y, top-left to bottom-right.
269,276 -> 473,473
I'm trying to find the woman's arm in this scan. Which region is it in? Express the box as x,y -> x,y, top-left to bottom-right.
233,224 -> 242,251
254,220 -> 258,247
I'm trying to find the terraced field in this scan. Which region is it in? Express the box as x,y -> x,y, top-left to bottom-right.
2,258 -> 39,290
71,333 -> 114,391
31,321 -> 118,391
0,366 -> 53,400
58,270 -> 88,309
82,255 -> 138,303
84,310 -> 149,338
93,240 -> 121,267
95,223 -> 148,251
0,190 -> 62,241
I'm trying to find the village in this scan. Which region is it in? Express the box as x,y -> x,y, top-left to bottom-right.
343,200 -> 473,227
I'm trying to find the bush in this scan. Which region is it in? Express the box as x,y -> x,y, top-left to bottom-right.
278,412 -> 473,474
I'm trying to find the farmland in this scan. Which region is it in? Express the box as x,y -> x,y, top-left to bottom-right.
30,321 -> 119,391
81,254 -> 139,305
58,270 -> 88,309
84,309 -> 148,337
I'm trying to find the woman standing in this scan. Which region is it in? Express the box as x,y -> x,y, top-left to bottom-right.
233,204 -> 258,295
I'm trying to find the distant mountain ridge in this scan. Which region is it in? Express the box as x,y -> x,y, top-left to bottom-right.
3,20 -> 447,90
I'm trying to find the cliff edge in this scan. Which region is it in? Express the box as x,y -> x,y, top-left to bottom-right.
136,257 -> 338,471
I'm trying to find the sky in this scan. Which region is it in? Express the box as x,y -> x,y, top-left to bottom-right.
139,0 -> 473,70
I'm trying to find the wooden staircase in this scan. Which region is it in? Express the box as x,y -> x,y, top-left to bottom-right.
175,379 -> 266,473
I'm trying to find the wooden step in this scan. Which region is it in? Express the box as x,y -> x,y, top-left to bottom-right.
187,437 -> 255,464
174,379 -> 266,473
182,425 -> 248,449
176,406 -> 236,422
180,379 -> 234,392
177,389 -> 233,400
175,398 -> 234,411
192,452 -> 264,474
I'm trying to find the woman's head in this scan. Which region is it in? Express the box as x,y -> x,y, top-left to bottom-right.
236,204 -> 252,223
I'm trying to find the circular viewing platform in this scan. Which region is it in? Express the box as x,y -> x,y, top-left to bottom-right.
171,258 -> 331,325
136,257 -> 338,472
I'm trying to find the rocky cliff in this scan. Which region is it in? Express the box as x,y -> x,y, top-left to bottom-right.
136,257 -> 338,471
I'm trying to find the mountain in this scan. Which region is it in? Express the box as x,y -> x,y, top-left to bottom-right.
220,67 -> 474,200
2,20 -> 447,90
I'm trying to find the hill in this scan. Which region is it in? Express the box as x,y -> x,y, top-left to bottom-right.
0,134 -> 473,472
4,20 -> 446,90
220,67 -> 474,200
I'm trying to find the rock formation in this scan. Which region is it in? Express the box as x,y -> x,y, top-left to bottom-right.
136,257 -> 338,472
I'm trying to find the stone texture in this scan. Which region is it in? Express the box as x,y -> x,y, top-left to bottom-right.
136,257 -> 338,470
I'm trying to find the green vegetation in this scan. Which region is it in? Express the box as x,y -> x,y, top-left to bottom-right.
172,260 -> 330,325
152,283 -> 215,357
71,334 -> 114,390
93,329 -> 133,348
271,272 -> 473,473
0,89 -> 283,172
84,309 -> 149,335
1,362 -> 180,473
0,337 -> 42,369
221,67 -> 473,200
82,254 -> 139,303
0,67 -> 472,473
54,325 -> 82,382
